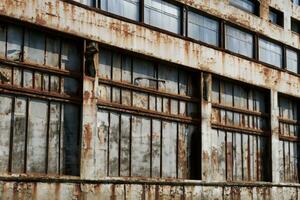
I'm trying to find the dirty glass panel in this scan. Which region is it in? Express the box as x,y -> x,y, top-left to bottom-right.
23,70 -> 33,89
7,25 -> 23,61
0,24 -> 6,57
50,75 -> 60,93
77,0 -> 96,7
63,77 -> 79,96
108,112 -> 120,176
225,25 -> 253,58
188,11 -> 219,46
162,121 -> 177,178
46,37 -> 60,68
144,0 -> 181,34
63,104 -> 80,176
48,102 -> 61,174
101,0 -> 140,21
259,38 -> 282,68
99,49 -> 112,79
132,58 -> 155,88
0,65 -> 12,85
12,97 -> 27,173
158,64 -> 178,94
24,30 -> 45,65
230,0 -> 255,13
121,54 -> 132,83
0,95 -> 12,173
27,99 -> 48,173
131,116 -> 151,177
13,67 -> 22,87
34,72 -> 42,90
120,114 -> 130,176
286,49 -> 298,74
61,41 -> 81,72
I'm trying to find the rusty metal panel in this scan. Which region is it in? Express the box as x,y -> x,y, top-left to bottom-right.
125,184 -> 144,200
27,99 -> 48,173
0,95 -> 12,173
0,65 -> 11,84
24,29 -> 45,65
11,97 -> 27,173
131,116 -> 151,177
162,121 -> 177,178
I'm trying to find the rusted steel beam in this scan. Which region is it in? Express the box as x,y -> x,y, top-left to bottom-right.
98,79 -> 199,103
279,135 -> 300,142
279,118 -> 300,126
97,101 -> 200,124
211,123 -> 270,136
0,59 -> 82,78
0,86 -> 81,104
212,103 -> 269,118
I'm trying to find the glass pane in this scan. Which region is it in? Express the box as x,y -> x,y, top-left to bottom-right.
63,104 -> 80,176
230,0 -> 255,13
61,41 -> 81,72
286,49 -> 298,73
188,11 -> 219,46
0,23 -> 6,58
7,25 -> 23,61
258,38 -> 282,68
144,0 -> 181,34
24,30 -> 45,65
101,0 -> 140,21
45,37 -> 60,68
225,25 -> 253,58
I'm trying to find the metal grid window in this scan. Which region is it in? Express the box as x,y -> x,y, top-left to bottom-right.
187,11 -> 219,46
258,38 -> 283,68
144,0 -> 181,34
211,77 -> 271,181
286,48 -> 299,74
278,95 -> 300,183
229,0 -> 257,14
0,22 -> 82,176
225,25 -> 254,58
96,48 -> 201,179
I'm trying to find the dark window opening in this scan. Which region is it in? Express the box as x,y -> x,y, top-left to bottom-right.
269,7 -> 284,27
291,18 -> 300,34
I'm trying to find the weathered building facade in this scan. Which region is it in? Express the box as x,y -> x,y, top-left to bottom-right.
0,0 -> 300,199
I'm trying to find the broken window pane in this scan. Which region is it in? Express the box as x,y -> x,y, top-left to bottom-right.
0,65 -> 12,84
63,77 -> 79,95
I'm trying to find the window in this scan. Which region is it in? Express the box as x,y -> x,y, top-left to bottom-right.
74,0 -> 96,7
100,0 -> 140,21
0,22 -> 82,176
278,95 -> 300,183
225,25 -> 254,58
258,38 -> 283,68
229,0 -> 259,15
97,48 -> 201,179
144,0 -> 181,34
269,7 -> 284,27
286,49 -> 298,74
291,18 -> 300,34
211,77 -> 271,181
293,0 -> 300,6
187,11 -> 219,46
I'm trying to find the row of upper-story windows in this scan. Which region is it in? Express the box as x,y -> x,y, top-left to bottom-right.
73,0 -> 300,75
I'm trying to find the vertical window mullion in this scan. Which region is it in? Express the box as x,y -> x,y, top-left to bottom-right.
140,0 -> 145,23
220,21 -> 225,49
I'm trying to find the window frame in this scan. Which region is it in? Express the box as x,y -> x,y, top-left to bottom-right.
268,7 -> 284,28
229,0 -> 260,16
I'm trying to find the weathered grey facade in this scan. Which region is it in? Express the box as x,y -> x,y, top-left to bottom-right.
0,0 -> 300,199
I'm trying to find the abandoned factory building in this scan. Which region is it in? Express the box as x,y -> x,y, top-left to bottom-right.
1,0 -> 300,199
